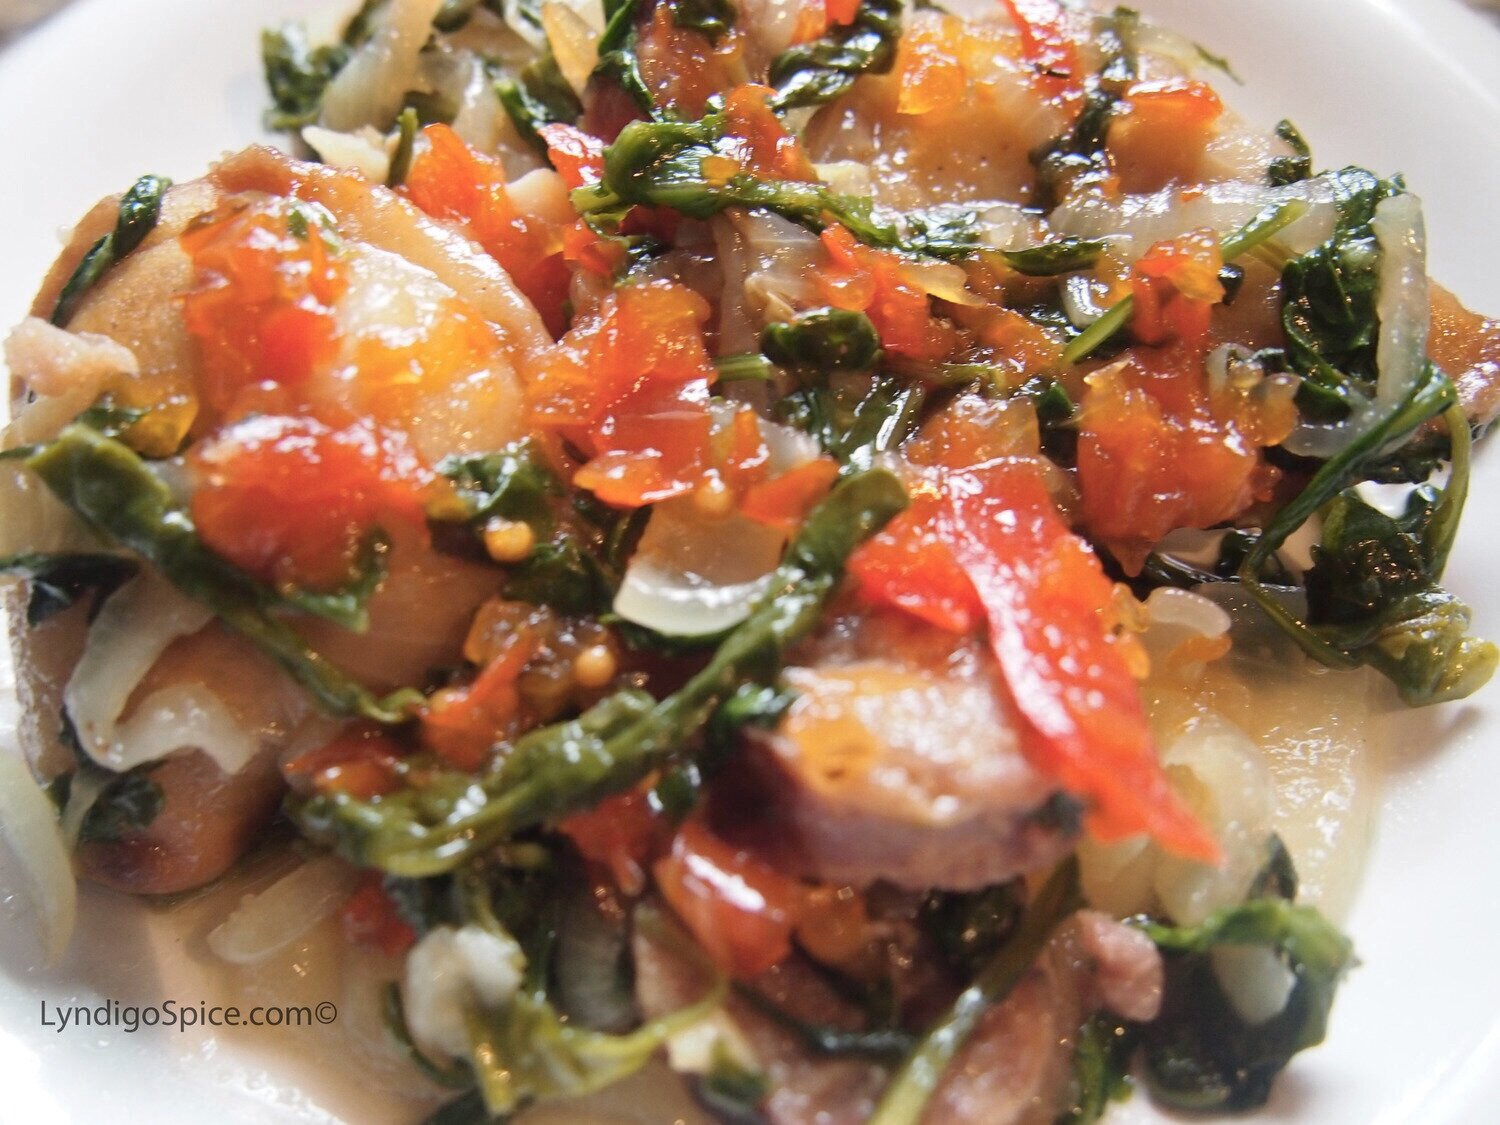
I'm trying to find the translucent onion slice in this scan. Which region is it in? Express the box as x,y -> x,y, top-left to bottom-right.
1283,192 -> 1428,457
207,855 -> 358,965
541,0 -> 601,98
319,0 -> 446,132
62,571 -> 278,774
0,742 -> 77,965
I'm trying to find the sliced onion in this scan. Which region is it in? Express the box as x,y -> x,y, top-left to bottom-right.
1050,175 -> 1337,262
61,571 -> 279,774
1212,944 -> 1298,1025
301,125 -> 392,182
1062,273 -> 1112,328
319,0 -> 446,132
1145,587 -> 1232,639
1283,192 -> 1428,458
0,742 -> 76,965
207,855 -> 358,964
542,0 -> 601,98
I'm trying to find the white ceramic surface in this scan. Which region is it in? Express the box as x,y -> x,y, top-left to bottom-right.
1,0 -> 1499,1121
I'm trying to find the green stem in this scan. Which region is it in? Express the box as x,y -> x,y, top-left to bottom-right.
869,862 -> 1082,1125
1064,199 -> 1311,365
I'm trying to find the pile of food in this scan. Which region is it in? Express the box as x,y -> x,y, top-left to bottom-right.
3,0 -> 1496,1120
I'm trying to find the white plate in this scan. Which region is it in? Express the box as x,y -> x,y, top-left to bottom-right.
2,1 -> 1499,1121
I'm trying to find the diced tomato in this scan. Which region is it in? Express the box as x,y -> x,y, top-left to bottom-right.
720,85 -> 817,181
559,788 -> 667,897
1129,229 -> 1225,346
530,280 -> 769,507
654,817 -> 802,979
421,634 -> 537,771
540,123 -> 608,188
1109,79 -> 1225,193
849,491 -> 981,634
896,17 -> 968,116
816,226 -> 961,362
283,723 -> 407,799
190,414 -> 431,591
1077,342 -> 1288,574
998,0 -> 1081,97
825,0 -> 861,27
179,197 -> 348,419
740,457 -> 840,533
850,461 -> 1219,863
340,872 -> 417,956
635,4 -> 743,118
403,124 -> 570,334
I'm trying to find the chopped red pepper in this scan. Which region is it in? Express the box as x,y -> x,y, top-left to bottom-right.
850,462 -> 1220,863
1129,229 -> 1225,346
283,723 -> 407,799
817,226 -> 961,362
740,457 -> 840,533
998,0 -> 1081,97
179,197 -> 348,420
340,871 -> 417,956
421,633 -> 538,771
403,124 -> 570,334
559,788 -> 668,897
654,817 -> 802,979
190,413 -> 431,591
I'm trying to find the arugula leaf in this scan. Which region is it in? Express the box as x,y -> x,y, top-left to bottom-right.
437,439 -> 561,531
1032,6 -> 1138,205
0,552 -> 138,627
767,0 -> 903,111
997,236 -> 1106,277
1303,481 -> 1496,705
869,860 -> 1083,1125
761,307 -> 882,371
1058,1014 -> 1137,1125
917,880 -> 1023,977
1136,898 -> 1355,1112
574,108 -> 981,259
261,25 -> 351,131
1269,119 -> 1313,187
24,424 -> 416,722
498,52 -> 584,156
294,469 -> 908,875
775,377 -> 926,471
593,0 -> 655,115
52,175 -> 171,327
669,0 -> 737,43
49,762 -> 165,844
1280,167 -> 1402,412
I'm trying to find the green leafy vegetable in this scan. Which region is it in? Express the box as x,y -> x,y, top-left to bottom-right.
386,106 -> 420,187
593,0 -> 655,115
776,378 -> 926,471
1032,6 -> 1138,204
437,440 -> 561,531
767,0 -> 902,111
1058,1015 -> 1137,1124
918,880 -> 1023,977
1136,898 -> 1355,1112
24,424 -> 417,722
868,860 -> 1082,1125
1280,168 -> 1400,414
734,984 -> 917,1060
0,552 -> 138,627
762,307 -> 882,371
574,108 -> 980,259
49,762 -> 165,844
294,468 -> 908,875
669,0 -> 737,43
997,236 -> 1106,277
1063,198 -> 1309,364
1269,119 -> 1313,187
261,25 -> 351,130
52,175 -> 171,327
498,53 -> 585,156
